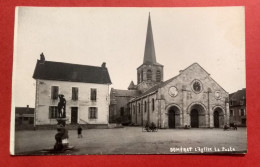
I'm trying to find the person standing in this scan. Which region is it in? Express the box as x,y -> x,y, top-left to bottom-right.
77,125 -> 83,138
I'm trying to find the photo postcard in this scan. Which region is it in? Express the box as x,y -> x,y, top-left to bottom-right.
10,7 -> 246,155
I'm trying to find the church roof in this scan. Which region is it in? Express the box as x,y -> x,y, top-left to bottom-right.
33,60 -> 112,84
112,89 -> 141,97
110,88 -> 141,105
142,13 -> 162,67
128,81 -> 137,90
131,63 -> 227,101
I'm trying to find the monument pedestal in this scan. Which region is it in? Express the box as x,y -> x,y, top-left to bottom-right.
53,117 -> 74,152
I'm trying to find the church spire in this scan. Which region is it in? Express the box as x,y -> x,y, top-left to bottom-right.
143,13 -> 157,65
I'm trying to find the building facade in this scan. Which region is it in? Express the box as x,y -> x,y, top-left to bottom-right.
109,87 -> 140,124
229,88 -> 246,126
33,54 -> 111,126
110,14 -> 230,128
15,105 -> 34,129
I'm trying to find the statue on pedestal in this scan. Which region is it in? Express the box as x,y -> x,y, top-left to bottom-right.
58,94 -> 66,118
53,94 -> 71,152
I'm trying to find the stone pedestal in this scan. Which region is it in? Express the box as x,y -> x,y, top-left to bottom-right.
54,118 -> 70,152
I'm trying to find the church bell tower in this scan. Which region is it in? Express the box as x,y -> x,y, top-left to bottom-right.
137,13 -> 164,93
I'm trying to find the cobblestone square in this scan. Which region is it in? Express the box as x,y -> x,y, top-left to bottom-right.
14,127 -> 247,155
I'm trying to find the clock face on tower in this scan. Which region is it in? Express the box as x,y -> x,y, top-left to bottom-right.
169,86 -> 178,97
191,79 -> 203,93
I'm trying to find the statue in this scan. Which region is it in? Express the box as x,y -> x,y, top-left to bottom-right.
51,94 -> 75,153
58,94 -> 66,118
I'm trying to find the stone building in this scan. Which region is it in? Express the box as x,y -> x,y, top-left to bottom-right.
33,54 -> 111,127
229,88 -> 246,126
110,14 -> 230,128
109,87 -> 140,124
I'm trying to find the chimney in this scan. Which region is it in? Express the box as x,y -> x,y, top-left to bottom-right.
26,105 -> 29,112
101,62 -> 106,68
40,52 -> 45,63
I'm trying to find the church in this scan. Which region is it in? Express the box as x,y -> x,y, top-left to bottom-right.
110,14 -> 230,129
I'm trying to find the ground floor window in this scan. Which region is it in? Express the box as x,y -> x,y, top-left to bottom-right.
240,109 -> 245,116
29,117 -> 34,124
230,110 -> 234,116
241,118 -> 246,125
89,107 -> 97,119
49,106 -> 58,119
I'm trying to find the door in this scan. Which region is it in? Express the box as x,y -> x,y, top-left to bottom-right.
214,111 -> 220,128
71,107 -> 78,124
168,110 -> 175,128
190,109 -> 199,128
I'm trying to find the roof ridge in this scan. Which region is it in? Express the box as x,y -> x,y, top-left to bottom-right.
39,60 -> 105,69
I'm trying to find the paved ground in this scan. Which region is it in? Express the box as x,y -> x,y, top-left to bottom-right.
14,127 -> 247,155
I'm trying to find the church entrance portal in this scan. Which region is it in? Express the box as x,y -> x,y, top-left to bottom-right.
168,106 -> 180,129
189,103 -> 206,128
213,107 -> 225,128
214,111 -> 220,128
190,109 -> 199,128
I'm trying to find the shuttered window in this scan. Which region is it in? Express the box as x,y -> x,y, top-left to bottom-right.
49,106 -> 58,119
147,70 -> 152,81
72,87 -> 78,100
91,88 -> 97,101
51,86 -> 59,100
156,70 -> 161,82
89,107 -> 97,119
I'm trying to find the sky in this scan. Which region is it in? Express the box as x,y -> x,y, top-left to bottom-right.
12,7 -> 245,108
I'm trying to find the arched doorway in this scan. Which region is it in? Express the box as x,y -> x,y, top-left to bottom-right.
189,103 -> 206,128
168,106 -> 180,129
213,107 -> 225,128
190,109 -> 199,128
214,110 -> 220,128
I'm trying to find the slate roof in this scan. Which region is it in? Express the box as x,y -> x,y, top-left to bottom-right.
110,88 -> 141,105
138,13 -> 163,69
15,107 -> 34,115
229,88 -> 246,104
33,60 -> 112,84
112,89 -> 141,97
128,81 -> 137,90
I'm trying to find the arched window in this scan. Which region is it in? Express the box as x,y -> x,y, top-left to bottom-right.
137,72 -> 140,84
152,98 -> 155,111
156,70 -> 161,82
138,103 -> 141,114
133,105 -> 135,114
141,70 -> 143,82
147,70 -> 152,81
144,101 -> 147,113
